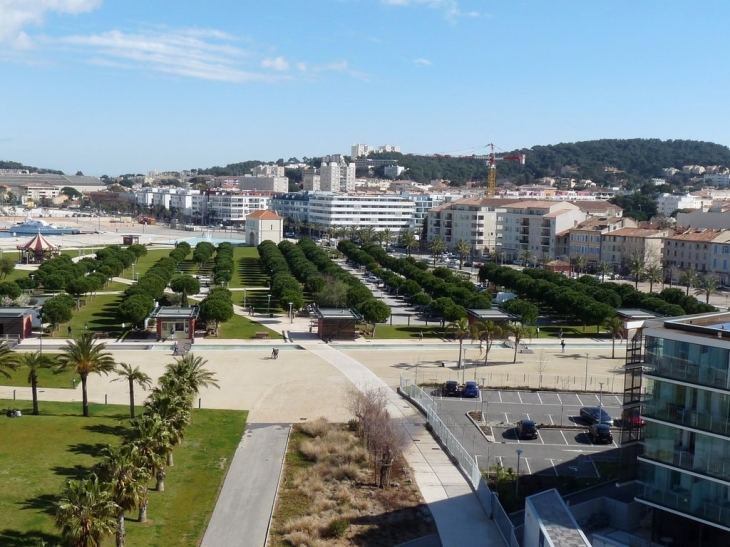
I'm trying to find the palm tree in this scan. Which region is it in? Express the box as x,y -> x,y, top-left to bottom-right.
162,354 -> 219,404
520,250 -> 533,268
603,316 -> 624,359
505,323 -> 533,364
476,321 -> 503,367
429,236 -> 447,266
597,261 -> 612,281
400,229 -> 419,256
112,363 -> 152,419
128,413 -> 170,495
359,226 -> 376,245
21,351 -> 53,415
55,475 -> 118,547
680,269 -> 699,296
628,257 -> 645,289
97,445 -> 150,547
54,332 -> 116,417
381,228 -> 393,248
644,264 -> 662,293
455,239 -> 471,269
695,275 -> 720,304
446,318 -> 471,373
145,387 -> 191,466
0,341 -> 19,380
571,254 -> 586,275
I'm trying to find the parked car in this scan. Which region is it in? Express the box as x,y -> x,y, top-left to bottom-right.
621,409 -> 645,428
516,419 -> 538,440
587,423 -> 613,444
580,406 -> 616,426
285,232 -> 295,238
463,381 -> 480,398
443,381 -> 459,397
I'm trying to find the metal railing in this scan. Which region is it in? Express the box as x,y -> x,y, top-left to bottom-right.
641,447 -> 730,482
644,403 -> 730,437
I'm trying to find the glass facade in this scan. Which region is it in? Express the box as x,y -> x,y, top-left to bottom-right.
639,334 -> 730,530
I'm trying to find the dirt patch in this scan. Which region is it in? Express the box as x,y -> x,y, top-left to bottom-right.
268,419 -> 437,547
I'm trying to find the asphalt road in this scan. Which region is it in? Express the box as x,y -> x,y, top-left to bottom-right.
433,389 -> 623,478
200,423 -> 291,547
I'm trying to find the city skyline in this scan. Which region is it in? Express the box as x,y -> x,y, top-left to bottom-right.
1,1 -> 729,176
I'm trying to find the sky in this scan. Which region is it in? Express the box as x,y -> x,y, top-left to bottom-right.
1,0 -> 729,176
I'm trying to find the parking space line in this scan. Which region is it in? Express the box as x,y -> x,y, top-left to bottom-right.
523,458 -> 531,475
504,412 -> 510,423
517,392 -> 523,404
537,392 -> 543,404
613,395 -> 622,405
548,414 -> 554,425
576,395 -> 584,406
560,431 -> 569,446
549,459 -> 559,476
498,391 -> 503,403
538,431 -> 544,445
556,393 -> 562,405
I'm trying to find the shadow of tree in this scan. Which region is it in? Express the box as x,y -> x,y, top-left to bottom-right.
51,464 -> 93,480
350,507 -> 433,546
0,529 -> 60,547
67,442 -> 107,457
83,423 -> 130,439
17,494 -> 59,517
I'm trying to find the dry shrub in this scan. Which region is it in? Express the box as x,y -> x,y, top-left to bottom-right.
299,417 -> 331,438
338,508 -> 360,521
332,484 -> 354,504
292,473 -> 325,494
331,463 -> 361,482
282,515 -> 324,537
311,495 -> 338,513
351,497 -> 373,512
282,531 -> 328,547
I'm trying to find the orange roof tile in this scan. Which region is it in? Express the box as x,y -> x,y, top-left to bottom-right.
246,210 -> 282,220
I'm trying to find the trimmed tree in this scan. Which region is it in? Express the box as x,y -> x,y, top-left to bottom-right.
169,274 -> 200,307
357,298 -> 391,337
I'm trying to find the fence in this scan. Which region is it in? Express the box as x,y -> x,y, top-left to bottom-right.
401,375 -> 524,547
413,367 -> 622,393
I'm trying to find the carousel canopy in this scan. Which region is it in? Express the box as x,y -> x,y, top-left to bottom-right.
18,231 -> 56,253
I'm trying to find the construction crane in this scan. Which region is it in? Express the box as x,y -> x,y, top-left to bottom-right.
485,143 -> 526,197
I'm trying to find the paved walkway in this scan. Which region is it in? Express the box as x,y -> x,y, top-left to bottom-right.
200,424 -> 291,547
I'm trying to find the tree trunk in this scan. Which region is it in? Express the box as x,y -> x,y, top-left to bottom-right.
128,378 -> 135,418
138,493 -> 148,523
116,511 -> 126,547
513,342 -> 518,364
81,373 -> 89,417
156,467 -> 165,492
31,373 -> 39,415
458,339 -> 463,369
611,335 -> 616,359
167,449 -> 174,467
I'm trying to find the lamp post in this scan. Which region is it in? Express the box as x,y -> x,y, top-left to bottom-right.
267,294 -> 271,316
584,352 -> 589,392
243,288 -> 247,310
598,381 -> 604,413
480,377 -> 487,424
289,301 -> 293,324
461,348 -> 467,385
36,310 -> 43,360
515,449 -> 523,498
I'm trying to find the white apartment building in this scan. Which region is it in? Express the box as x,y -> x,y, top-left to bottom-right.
19,183 -> 60,204
302,168 -> 320,191
320,160 -> 356,193
657,193 -> 704,216
427,197 -> 521,256
676,204 -> 730,229
206,191 -> 271,224
500,201 -> 587,260
134,187 -> 207,218
269,192 -> 312,224
378,144 -> 400,153
663,229 -> 730,282
384,165 -> 406,178
252,165 -> 285,177
351,144 -> 373,158
704,173 -> 730,186
401,192 -> 456,233
308,194 -> 414,233
239,174 -> 288,193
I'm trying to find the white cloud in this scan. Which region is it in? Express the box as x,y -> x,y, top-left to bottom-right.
380,0 -> 481,23
0,0 -> 102,43
413,57 -> 431,65
261,56 -> 289,71
58,28 -> 284,83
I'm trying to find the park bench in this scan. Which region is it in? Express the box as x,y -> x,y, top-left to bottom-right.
255,331 -> 269,339
93,332 -> 109,340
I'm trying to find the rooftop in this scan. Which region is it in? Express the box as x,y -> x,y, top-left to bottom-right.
246,210 -> 282,220
148,306 -> 200,319
666,228 -> 730,243
607,228 -> 666,238
466,308 -> 518,321
527,489 -> 590,547
0,307 -> 36,318
313,308 -> 363,320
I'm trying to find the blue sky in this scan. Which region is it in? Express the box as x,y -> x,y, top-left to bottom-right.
1,1 -> 728,176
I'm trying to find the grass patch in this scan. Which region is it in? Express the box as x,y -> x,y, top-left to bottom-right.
0,398 -> 246,547
118,249 -> 173,280
52,294 -> 123,338
535,325 -> 605,339
0,357 -> 76,389
370,325 -> 444,340
231,246 -> 267,288
214,313 -> 281,340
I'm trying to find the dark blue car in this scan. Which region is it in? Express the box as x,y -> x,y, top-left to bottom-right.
463,381 -> 480,398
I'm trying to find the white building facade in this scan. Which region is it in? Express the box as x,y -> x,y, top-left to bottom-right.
320,160 -> 356,193
308,194 -> 414,233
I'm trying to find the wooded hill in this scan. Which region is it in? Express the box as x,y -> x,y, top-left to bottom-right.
0,160 -> 64,175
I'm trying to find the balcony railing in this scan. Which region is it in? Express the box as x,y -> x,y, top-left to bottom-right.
644,402 -> 730,437
639,484 -> 730,528
641,447 -> 730,483
644,355 -> 730,391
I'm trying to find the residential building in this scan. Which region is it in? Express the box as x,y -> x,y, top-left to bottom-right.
269,192 -> 312,225
427,197 -> 521,255
500,201 -> 587,261
555,216 -> 637,264
351,144 -> 373,158
0,173 -> 107,194
320,160 -> 356,193
657,193 -> 704,216
632,312 -> 730,543
239,174 -> 289,193
134,188 -> 206,219
245,210 -> 283,245
206,191 -> 271,225
18,183 -> 61,205
705,173 -> 730,186
377,144 -> 400,153
600,228 -> 669,272
252,165 -> 285,177
401,191 -> 457,233
308,193 -> 415,233
677,204 -> 730,230
383,165 -> 406,178
302,168 -> 320,191
663,229 -> 730,282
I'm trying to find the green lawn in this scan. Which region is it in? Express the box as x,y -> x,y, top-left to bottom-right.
52,294 -> 123,338
215,313 -> 281,339
534,325 -> 605,338
230,246 -> 266,288
370,325 -> 445,339
0,357 -> 76,389
0,399 -> 246,547
118,249 -> 173,280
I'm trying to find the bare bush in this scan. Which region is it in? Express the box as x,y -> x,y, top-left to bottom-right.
331,463 -> 362,482
299,417 -> 331,438
370,413 -> 409,488
282,515 -> 323,537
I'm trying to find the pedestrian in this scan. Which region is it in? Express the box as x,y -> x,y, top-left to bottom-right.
173,341 -> 179,355
561,340 -> 565,353
271,348 -> 276,359
67,325 -> 72,338
274,348 -> 279,360
419,331 -> 423,341
536,326 -> 540,337
558,328 -> 563,341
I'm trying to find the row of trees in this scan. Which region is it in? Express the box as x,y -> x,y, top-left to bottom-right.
212,241 -> 234,286
198,287 -> 234,336
258,241 -> 305,312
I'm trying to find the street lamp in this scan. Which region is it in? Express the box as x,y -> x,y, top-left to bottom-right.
289,301 -> 293,324
462,348 -> 467,385
515,449 -> 523,498
243,288 -> 247,310
267,294 -> 271,316
584,352 -> 589,392
598,381 -> 604,413
480,377 -> 487,424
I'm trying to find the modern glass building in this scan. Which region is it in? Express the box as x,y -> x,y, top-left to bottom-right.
633,312 -> 730,544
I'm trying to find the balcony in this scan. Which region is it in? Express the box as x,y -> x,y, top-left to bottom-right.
644,355 -> 730,391
519,236 -> 530,244
643,402 -> 730,437
521,219 -> 530,226
638,484 -> 730,529
641,446 -> 730,483
520,227 -> 530,235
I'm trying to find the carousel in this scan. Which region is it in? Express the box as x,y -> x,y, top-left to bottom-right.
17,231 -> 60,264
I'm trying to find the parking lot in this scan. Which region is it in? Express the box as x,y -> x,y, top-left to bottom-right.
433,389 -> 623,478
